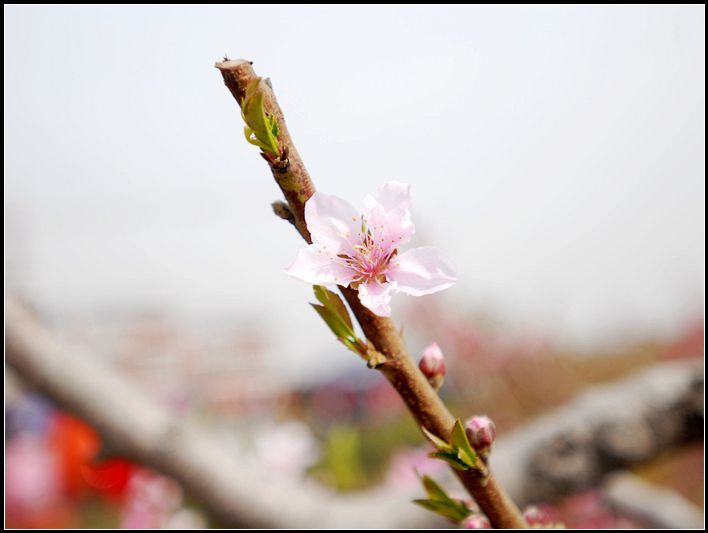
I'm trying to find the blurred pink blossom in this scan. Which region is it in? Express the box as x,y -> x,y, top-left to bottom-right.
385,447 -> 445,488
120,468 -> 183,528
254,420 -> 319,482
6,435 -> 62,515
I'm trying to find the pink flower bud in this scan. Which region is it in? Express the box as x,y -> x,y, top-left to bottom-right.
419,342 -> 446,390
464,415 -> 496,450
462,514 -> 491,529
523,505 -> 552,527
419,342 -> 446,377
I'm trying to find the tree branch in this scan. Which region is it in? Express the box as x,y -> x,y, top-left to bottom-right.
215,58 -> 526,528
216,59 -> 314,242
5,298 -> 279,528
491,359 -> 703,506
5,297 -> 445,528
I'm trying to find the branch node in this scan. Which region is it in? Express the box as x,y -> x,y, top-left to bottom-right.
271,145 -> 290,173
271,156 -> 290,173
365,341 -> 388,369
271,201 -> 296,226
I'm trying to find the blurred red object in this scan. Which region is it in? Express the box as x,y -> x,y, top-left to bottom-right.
48,412 -> 139,501
48,412 -> 101,497
82,458 -> 136,500
7,404 -> 173,528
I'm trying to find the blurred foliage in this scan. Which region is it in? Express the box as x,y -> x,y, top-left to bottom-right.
307,416 -> 424,490
308,425 -> 366,490
76,497 -> 121,529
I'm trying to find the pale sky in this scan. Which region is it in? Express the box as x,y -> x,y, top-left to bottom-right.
4,6 -> 705,380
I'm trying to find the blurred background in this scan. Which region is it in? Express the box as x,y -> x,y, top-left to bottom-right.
4,5 -> 704,529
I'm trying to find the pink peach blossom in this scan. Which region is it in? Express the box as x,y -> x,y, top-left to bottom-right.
286,181 -> 456,316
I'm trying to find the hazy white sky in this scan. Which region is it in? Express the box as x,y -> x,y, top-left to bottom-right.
4,6 -> 705,379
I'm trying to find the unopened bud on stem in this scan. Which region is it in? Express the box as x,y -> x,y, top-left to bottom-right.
464,415 -> 496,460
522,505 -> 552,527
462,514 -> 491,529
418,342 -> 446,391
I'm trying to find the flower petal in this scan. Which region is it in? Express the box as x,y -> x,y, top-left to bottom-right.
370,181 -> 411,213
305,192 -> 360,253
362,203 -> 415,250
384,207 -> 415,248
387,246 -> 456,296
285,243 -> 356,286
358,280 -> 395,317
362,182 -> 415,249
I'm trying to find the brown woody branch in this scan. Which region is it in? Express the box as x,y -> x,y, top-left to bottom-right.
4,297 -> 442,528
216,58 -> 526,529
493,359 -> 703,507
5,298 -> 277,528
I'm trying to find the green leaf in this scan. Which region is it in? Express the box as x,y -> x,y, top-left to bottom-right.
424,421 -> 487,474
421,426 -> 452,452
311,304 -> 352,341
429,450 -> 472,471
451,419 -> 478,468
341,336 -> 367,357
413,499 -> 471,522
456,447 -> 476,469
310,296 -> 367,358
420,474 -> 449,501
311,286 -> 368,357
415,473 -> 472,523
268,113 -> 279,139
313,286 -> 353,330
244,125 -> 271,152
243,125 -> 254,144
240,79 -> 280,156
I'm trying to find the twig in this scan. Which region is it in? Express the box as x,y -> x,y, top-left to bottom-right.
492,359 -> 703,506
216,59 -> 314,242
216,58 -> 526,528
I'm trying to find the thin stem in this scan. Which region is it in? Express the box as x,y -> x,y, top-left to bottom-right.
216,58 -> 526,529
